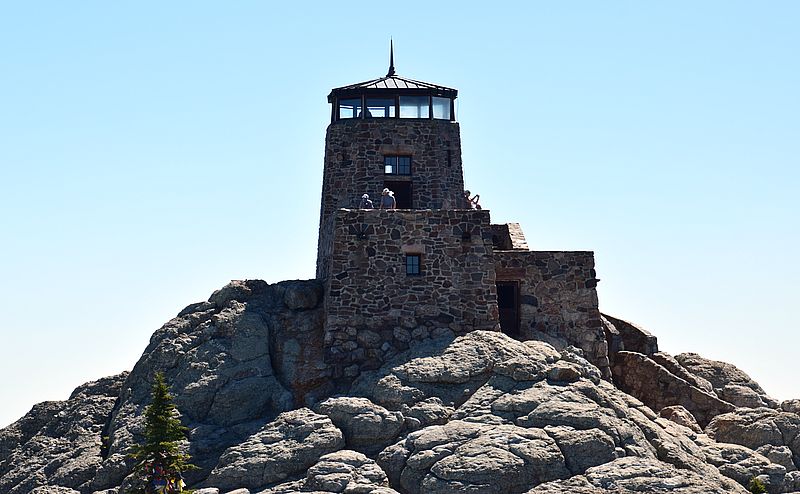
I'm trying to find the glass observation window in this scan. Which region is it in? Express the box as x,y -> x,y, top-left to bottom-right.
432,97 -> 451,120
338,98 -> 361,119
405,254 -> 421,275
366,98 -> 396,118
399,96 -> 430,118
384,156 -> 411,175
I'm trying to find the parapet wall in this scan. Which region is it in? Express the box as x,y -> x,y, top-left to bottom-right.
323,208 -> 499,377
494,250 -> 609,378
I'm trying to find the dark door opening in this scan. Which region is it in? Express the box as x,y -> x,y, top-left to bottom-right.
384,181 -> 412,209
497,281 -> 520,337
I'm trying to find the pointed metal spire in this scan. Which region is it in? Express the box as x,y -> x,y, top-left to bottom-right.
386,39 -> 396,77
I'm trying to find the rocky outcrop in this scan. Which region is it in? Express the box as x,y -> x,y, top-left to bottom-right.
358,332 -> 749,494
95,279 -> 328,489
0,374 -> 126,494
783,400 -> 800,415
676,352 -> 779,409
529,456 -> 742,493
262,450 -> 400,493
314,397 -> 404,455
3,279 -> 795,494
204,408 -> 344,490
706,407 -> 800,471
611,351 -> 734,428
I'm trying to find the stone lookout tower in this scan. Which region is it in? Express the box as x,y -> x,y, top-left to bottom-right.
316,48 -> 609,380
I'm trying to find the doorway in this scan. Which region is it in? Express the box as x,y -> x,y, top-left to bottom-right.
384,181 -> 412,209
496,281 -> 520,337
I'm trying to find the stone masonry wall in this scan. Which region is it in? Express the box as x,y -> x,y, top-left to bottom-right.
494,250 -> 610,378
317,119 -> 465,278
324,208 -> 499,378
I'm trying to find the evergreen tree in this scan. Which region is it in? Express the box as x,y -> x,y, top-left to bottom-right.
128,372 -> 196,493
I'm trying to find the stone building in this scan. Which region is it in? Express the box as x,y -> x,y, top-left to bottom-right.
316,51 -> 609,380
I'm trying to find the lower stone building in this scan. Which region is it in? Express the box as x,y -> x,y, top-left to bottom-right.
320,208 -> 609,380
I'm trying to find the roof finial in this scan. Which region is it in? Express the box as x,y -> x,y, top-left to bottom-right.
387,39 -> 396,77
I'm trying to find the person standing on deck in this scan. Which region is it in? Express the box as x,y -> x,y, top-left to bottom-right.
380,188 -> 396,209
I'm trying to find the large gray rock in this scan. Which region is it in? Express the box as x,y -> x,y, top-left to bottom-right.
379,420 -> 569,494
676,353 -> 779,409
782,399 -> 800,415
528,457 -> 748,493
0,374 -> 126,494
261,450 -> 400,493
706,407 -> 800,471
204,408 -> 345,490
352,331 -> 563,411
701,441 -> 787,491
314,397 -> 404,455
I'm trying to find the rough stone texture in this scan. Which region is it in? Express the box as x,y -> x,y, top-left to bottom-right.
261,450 -> 400,494
612,351 -> 735,428
323,208 -> 499,377
204,408 -> 345,491
706,407 -> 800,471
400,397 -> 453,431
676,352 -> 779,409
528,457 -> 748,493
314,397 -> 405,455
701,441 -> 787,491
756,444 -> 797,471
29,488 -> 83,494
0,374 -> 126,494
317,118 -> 466,278
355,331 -> 745,494
650,352 -> 715,394
94,279 -> 328,489
660,405 -> 703,433
490,223 -> 529,250
381,420 -> 570,493
602,313 -> 658,356
351,331 -> 564,412
494,250 -> 608,378
783,399 -> 800,415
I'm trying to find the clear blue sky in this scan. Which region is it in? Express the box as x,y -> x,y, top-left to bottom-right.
1,2 -> 798,427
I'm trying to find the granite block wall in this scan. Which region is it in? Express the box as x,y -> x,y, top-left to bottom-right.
323,208 -> 499,377
494,250 -> 610,378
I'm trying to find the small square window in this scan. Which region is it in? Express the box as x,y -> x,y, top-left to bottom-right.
384,156 -> 411,175
405,254 -> 421,275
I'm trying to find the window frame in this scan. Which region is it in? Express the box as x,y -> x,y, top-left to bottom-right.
365,97 -> 397,118
338,98 -> 362,120
384,155 -> 412,176
405,254 -> 422,276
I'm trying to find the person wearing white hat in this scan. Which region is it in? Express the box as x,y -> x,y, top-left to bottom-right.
379,188 -> 396,209
359,193 -> 373,209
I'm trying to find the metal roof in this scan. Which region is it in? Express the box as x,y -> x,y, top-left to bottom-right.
328,74 -> 458,103
327,42 -> 458,102
333,74 -> 456,92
